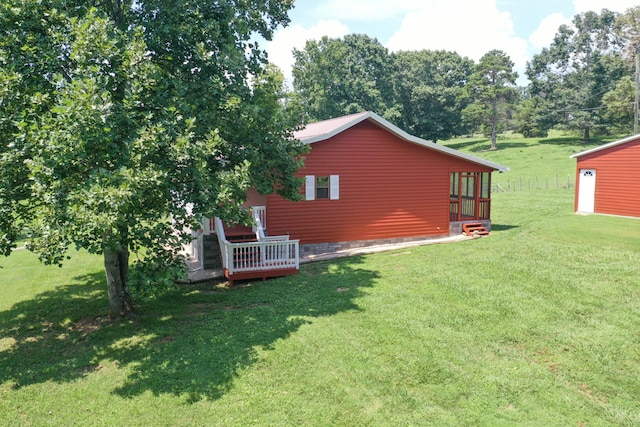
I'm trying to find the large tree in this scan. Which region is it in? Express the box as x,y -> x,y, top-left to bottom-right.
615,6 -> 640,133
291,34 -> 397,122
463,50 -> 518,149
0,1 -> 305,319
602,76 -> 635,133
392,50 -> 474,142
527,9 -> 630,141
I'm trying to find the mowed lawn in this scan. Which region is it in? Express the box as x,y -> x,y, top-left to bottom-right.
1,135 -> 640,426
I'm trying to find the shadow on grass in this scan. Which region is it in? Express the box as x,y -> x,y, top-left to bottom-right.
446,139 -> 536,153
0,256 -> 378,402
539,136 -> 617,148
444,138 -> 490,151
490,224 -> 519,232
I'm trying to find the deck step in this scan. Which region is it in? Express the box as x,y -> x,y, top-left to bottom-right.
462,222 -> 490,236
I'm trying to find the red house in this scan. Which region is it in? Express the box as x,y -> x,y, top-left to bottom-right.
571,134 -> 640,217
194,111 -> 508,284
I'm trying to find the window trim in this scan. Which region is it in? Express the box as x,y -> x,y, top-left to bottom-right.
305,175 -> 340,201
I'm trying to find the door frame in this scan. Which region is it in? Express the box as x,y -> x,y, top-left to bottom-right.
577,169 -> 596,213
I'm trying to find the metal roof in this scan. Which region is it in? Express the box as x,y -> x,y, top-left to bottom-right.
570,133 -> 640,158
293,111 -> 509,172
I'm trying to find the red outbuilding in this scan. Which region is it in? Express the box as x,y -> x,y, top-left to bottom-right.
193,111 -> 508,284
571,134 -> 640,217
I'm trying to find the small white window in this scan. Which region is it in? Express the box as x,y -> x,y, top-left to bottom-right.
305,175 -> 340,200
316,176 -> 329,199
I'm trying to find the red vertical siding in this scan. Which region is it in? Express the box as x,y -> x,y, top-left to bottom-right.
576,138 -> 640,217
267,120 -> 493,244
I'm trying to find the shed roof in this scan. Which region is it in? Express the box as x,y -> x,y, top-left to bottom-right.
294,111 -> 509,172
570,133 -> 640,159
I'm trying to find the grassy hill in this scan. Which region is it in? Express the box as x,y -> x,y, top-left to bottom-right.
442,131 -> 610,189
1,132 -> 639,426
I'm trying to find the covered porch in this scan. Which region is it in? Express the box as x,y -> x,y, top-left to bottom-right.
449,171 -> 493,234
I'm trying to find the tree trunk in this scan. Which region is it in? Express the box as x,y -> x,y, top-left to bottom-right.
583,127 -> 590,142
104,247 -> 135,320
490,99 -> 498,150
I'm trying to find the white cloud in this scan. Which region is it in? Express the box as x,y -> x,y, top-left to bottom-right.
385,0 -> 529,78
573,0 -> 638,13
529,13 -> 570,51
266,20 -> 349,84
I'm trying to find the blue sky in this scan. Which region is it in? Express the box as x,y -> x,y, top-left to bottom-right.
265,0 -> 639,85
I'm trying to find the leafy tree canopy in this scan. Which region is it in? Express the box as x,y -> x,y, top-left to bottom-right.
463,49 -> 519,149
0,0 -> 305,318
393,50 -> 474,142
527,9 -> 631,140
291,34 -> 396,122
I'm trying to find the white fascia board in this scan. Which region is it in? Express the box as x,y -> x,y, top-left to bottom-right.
570,133 -> 640,159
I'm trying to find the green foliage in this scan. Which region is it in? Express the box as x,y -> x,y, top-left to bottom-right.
463,50 -> 519,149
602,75 -> 635,133
128,255 -> 185,302
0,0 -> 303,314
393,50 -> 474,142
512,96 -> 549,138
292,34 -> 396,121
527,9 -> 632,140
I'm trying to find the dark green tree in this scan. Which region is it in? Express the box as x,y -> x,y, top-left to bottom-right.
527,9 -> 630,141
602,75 -> 635,133
463,50 -> 518,149
512,94 -> 550,138
0,0 -> 305,319
615,6 -> 640,133
291,34 -> 396,122
392,50 -> 474,142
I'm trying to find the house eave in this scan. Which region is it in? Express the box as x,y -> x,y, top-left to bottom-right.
295,111 -> 510,173
570,133 -> 640,159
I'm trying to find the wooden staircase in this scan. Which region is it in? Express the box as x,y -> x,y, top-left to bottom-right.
462,222 -> 490,237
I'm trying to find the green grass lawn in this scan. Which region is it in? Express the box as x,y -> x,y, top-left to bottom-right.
2,133 -> 640,426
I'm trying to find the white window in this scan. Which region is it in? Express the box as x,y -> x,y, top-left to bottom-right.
305,175 -> 339,201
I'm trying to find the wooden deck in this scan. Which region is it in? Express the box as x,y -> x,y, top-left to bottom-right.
214,216 -> 300,287
223,266 -> 298,287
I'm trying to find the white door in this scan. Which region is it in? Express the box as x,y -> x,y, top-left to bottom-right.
577,169 -> 596,213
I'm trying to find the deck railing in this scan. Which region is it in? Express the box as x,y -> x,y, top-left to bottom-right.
215,217 -> 299,275
206,206 -> 266,235
449,197 -> 491,221
222,240 -> 299,274
252,206 -> 266,231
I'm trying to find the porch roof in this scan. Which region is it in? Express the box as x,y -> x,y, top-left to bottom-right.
294,111 -> 509,172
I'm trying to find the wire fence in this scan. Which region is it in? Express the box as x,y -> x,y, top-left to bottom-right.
494,174 -> 574,192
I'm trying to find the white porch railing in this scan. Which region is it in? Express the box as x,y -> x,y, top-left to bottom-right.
252,206 -> 266,232
214,217 -> 299,275
204,206 -> 266,235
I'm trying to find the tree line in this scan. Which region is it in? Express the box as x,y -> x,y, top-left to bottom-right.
287,8 -> 640,148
